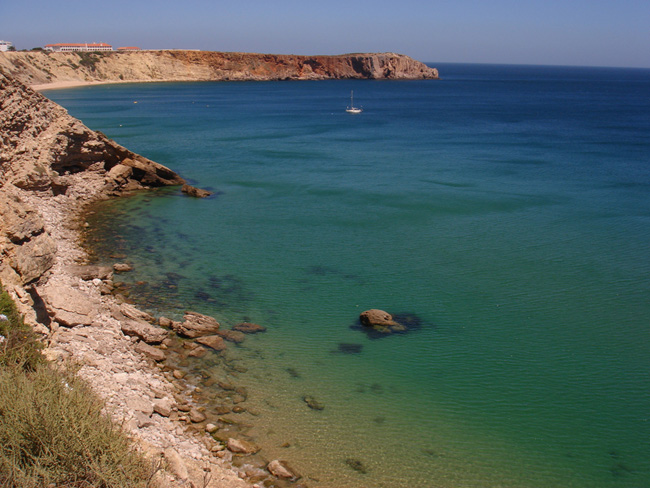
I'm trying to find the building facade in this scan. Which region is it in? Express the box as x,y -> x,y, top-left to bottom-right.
0,41 -> 13,52
45,43 -> 113,52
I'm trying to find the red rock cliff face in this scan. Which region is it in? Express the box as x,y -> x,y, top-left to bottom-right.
0,51 -> 438,86
164,51 -> 439,80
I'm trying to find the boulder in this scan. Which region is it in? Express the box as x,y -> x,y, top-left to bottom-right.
227,438 -> 260,455
126,395 -> 154,416
195,335 -> 227,352
303,395 -> 324,411
135,341 -> 166,362
164,448 -> 189,481
11,233 -> 57,285
153,398 -> 174,417
173,311 -> 220,338
215,329 -> 246,343
181,184 -> 213,198
39,284 -> 98,327
267,460 -> 300,480
119,302 -> 155,324
360,309 -> 398,328
121,319 -> 168,344
66,264 -> 113,281
189,408 -> 207,423
233,322 -> 266,334
357,309 -> 422,336
113,262 -> 133,273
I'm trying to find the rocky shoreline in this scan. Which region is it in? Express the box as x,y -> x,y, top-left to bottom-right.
0,70 -> 302,487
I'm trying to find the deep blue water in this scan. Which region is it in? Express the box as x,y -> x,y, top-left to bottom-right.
46,63 -> 650,487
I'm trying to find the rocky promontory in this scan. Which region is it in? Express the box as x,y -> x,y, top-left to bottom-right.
0,50 -> 438,87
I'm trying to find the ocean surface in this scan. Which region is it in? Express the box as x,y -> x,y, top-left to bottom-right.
46,63 -> 650,487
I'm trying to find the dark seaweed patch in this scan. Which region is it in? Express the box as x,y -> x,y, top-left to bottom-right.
345,458 -> 368,474
333,343 -> 363,354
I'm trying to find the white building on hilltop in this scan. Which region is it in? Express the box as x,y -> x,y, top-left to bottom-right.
45,43 -> 113,52
0,41 -> 13,52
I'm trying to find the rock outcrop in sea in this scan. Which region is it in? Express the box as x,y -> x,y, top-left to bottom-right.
0,50 -> 439,86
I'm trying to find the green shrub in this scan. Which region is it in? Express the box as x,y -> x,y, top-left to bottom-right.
0,284 -> 157,487
0,286 -> 42,371
0,366 -> 155,487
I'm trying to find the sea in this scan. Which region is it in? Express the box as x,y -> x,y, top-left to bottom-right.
45,63 -> 650,488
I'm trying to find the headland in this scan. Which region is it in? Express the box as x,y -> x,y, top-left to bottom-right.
0,50 -> 439,90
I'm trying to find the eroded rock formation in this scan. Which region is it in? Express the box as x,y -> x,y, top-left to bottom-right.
0,69 -> 183,317
0,50 -> 438,86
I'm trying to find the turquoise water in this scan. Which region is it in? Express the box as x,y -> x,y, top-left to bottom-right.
47,64 -> 650,487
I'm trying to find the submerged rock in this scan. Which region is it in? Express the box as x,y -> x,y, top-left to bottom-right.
233,322 -> 266,334
181,184 -> 213,198
267,460 -> 301,480
303,395 -> 324,411
196,335 -> 227,352
227,437 -> 260,455
345,457 -> 368,474
335,343 -> 363,354
113,262 -> 133,273
215,329 -> 246,343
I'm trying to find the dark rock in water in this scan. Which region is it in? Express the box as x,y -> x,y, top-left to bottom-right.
345,458 -> 368,474
286,367 -> 301,379
335,343 -> 363,354
195,335 -> 227,351
181,183 -> 213,198
370,383 -> 384,394
233,322 -> 266,334
113,262 -> 133,273
392,312 -> 422,330
353,309 -> 424,338
610,462 -> 634,478
303,395 -> 324,411
195,290 -> 211,301
216,329 -> 246,343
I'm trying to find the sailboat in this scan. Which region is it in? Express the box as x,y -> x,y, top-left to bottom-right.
346,90 -> 363,114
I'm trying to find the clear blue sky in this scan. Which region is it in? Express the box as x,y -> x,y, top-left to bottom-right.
3,0 -> 649,68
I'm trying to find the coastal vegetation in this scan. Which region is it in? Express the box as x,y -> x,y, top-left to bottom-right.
0,283 -> 156,487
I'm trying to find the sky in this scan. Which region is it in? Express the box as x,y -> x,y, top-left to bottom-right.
2,0 -> 649,68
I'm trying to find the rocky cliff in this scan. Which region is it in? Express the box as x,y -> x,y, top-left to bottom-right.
0,69 -> 183,301
0,70 -> 260,488
0,50 -> 438,86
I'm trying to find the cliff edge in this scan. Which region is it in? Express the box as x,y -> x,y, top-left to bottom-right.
0,50 -> 438,86
0,69 -> 184,299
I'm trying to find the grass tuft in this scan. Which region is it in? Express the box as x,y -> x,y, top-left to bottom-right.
0,283 -> 157,487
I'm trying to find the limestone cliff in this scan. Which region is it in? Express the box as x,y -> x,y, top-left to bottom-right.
0,50 -> 438,86
0,69 -> 183,298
